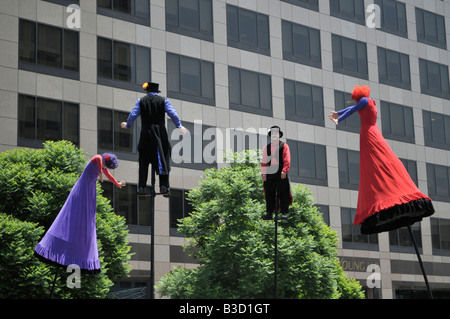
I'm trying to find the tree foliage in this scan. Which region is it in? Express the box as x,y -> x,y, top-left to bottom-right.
0,141 -> 132,298
157,150 -> 364,299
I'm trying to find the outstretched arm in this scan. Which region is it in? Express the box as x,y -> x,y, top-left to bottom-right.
102,168 -> 126,188
121,99 -> 141,129
329,97 -> 368,124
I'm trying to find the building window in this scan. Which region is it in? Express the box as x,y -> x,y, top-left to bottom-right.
42,0 -> 79,5
423,111 -> 450,151
101,182 -> 151,227
229,129 -> 269,154
166,53 -> 215,106
97,108 -> 141,161
282,20 -> 321,68
329,0 -> 365,25
400,158 -> 418,186
377,47 -> 411,90
18,94 -> 79,148
341,207 -> 378,249
389,222 -> 422,253
168,120 -> 217,171
166,0 -> 213,42
380,101 -> 415,143
284,79 -> 323,126
97,0 -> 150,26
316,204 -> 330,226
19,19 -> 79,80
288,140 -> 327,186
228,66 -> 272,117
170,189 -> 193,236
338,148 -> 359,190
431,218 -> 450,256
416,8 -> 447,50
375,0 -> 407,38
419,59 -> 450,100
281,0 -> 318,11
332,34 -> 368,80
334,90 -> 360,133
97,37 -> 151,92
426,163 -> 450,203
226,4 -> 270,56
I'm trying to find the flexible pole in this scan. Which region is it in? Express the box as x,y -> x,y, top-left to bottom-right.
150,167 -> 156,299
274,182 -> 278,299
407,225 -> 433,299
49,266 -> 59,299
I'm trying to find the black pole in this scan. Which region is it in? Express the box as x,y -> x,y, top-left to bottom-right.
150,167 -> 156,299
49,266 -> 59,299
407,225 -> 433,299
274,182 -> 278,299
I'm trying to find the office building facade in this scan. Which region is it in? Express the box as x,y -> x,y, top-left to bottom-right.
1,0 -> 450,298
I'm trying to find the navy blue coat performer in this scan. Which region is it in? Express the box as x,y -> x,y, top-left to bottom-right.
121,82 -> 186,197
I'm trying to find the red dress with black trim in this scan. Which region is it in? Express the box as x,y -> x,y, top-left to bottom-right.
337,96 -> 434,234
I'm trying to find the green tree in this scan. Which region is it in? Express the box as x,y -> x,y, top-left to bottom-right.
157,150 -> 364,299
0,141 -> 132,298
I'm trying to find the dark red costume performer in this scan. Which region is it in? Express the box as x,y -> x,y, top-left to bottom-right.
261,126 -> 293,220
329,85 -> 434,234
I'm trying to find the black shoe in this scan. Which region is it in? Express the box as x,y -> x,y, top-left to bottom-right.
262,214 -> 272,220
160,186 -> 171,198
138,187 -> 147,195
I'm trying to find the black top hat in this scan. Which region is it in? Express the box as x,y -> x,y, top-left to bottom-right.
268,125 -> 283,138
142,82 -> 161,93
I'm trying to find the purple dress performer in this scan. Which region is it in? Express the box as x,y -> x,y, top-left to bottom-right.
34,154 -> 125,273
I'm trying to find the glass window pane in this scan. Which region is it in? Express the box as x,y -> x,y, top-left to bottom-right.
397,2 -> 407,33
259,74 -> 272,110
199,0 -> 212,34
37,24 -> 62,68
135,0 -> 149,19
226,5 -> 238,43
180,0 -> 199,32
431,113 -> 445,145
284,79 -> 295,116
416,9 -> 425,39
282,21 -> 293,56
139,195 -> 151,226
435,165 -> 449,197
386,50 -> 401,83
167,53 -> 180,93
440,219 -> 450,250
257,14 -> 270,50
63,103 -> 79,145
180,56 -> 201,96
341,208 -> 352,242
98,38 -> 112,79
166,0 -> 178,27
115,185 -> 137,225
431,218 -> 440,249
423,10 -> 437,43
18,95 -> 36,139
239,9 -> 257,47
37,98 -> 61,141
98,0 -> 112,9
295,82 -> 312,118
19,20 -> 36,63
170,189 -> 183,228
299,142 -> 315,178
437,16 -> 446,47
136,46 -> 150,85
292,24 -> 309,59
228,67 -> 241,105
356,42 -> 367,74
201,61 -> 214,100
98,108 -> 113,149
114,41 -> 131,82
309,28 -> 321,63
348,150 -> 359,185
64,30 -> 79,72
332,35 -> 342,69
241,70 -> 259,108
390,103 -> 405,137
114,0 -> 131,14
341,37 -> 356,70
400,54 -> 410,85
114,110 -> 132,152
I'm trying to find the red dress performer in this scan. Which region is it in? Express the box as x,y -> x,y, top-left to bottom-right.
329,85 -> 434,234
